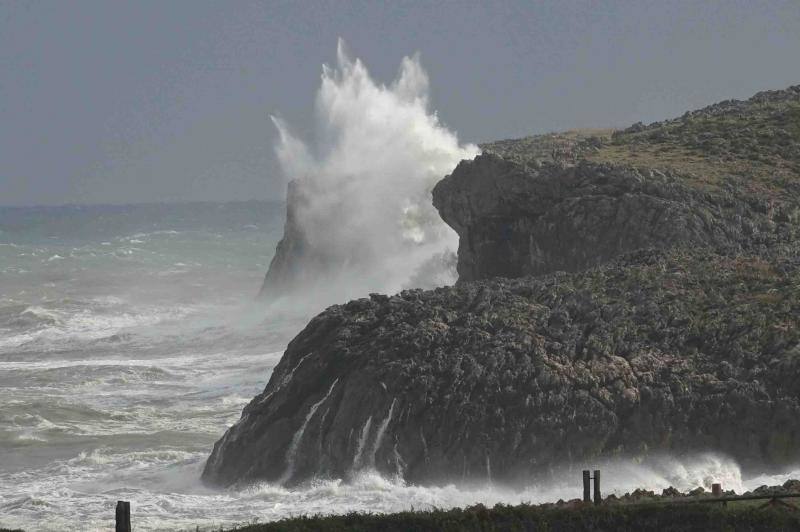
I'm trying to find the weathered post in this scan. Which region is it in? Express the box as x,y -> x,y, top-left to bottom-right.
593,470 -> 602,505
712,483 -> 727,506
116,500 -> 131,532
583,470 -> 591,502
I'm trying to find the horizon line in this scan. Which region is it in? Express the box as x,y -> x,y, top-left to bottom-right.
0,197 -> 286,210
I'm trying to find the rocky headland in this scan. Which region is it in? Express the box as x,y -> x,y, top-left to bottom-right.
204,85 -> 800,487
434,85 -> 800,281
259,179 -> 314,300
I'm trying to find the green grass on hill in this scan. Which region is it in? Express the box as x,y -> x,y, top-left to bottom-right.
588,99 -> 800,195
482,86 -> 800,198
225,502 -> 800,532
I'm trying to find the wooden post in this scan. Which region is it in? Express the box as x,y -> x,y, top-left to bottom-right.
593,469 -> 602,505
712,483 -> 722,497
116,501 -> 131,532
583,470 -> 591,502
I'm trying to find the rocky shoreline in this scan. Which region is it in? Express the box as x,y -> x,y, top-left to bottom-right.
221,479 -> 800,532
204,246 -> 800,487
204,85 -> 800,489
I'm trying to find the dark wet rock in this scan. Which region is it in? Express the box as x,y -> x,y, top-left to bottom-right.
208,85 -> 800,489
783,479 -> 800,493
259,179 -> 312,299
433,85 -> 800,282
203,248 -> 800,487
433,153 -> 800,283
753,484 -> 782,496
627,489 -> 658,501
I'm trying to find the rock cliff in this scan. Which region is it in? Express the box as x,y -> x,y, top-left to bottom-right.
434,86 -> 800,281
259,179 -> 315,300
206,85 -> 800,487
204,248 -> 800,487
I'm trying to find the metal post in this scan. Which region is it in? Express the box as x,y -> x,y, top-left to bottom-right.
583,470 -> 591,502
116,501 -> 131,532
593,470 -> 601,505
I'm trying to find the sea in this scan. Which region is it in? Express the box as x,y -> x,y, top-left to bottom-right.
1,201 -> 797,531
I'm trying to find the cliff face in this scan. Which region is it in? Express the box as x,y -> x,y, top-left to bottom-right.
204,248 -> 800,487
206,85 -> 800,488
259,179 -> 315,300
434,86 -> 800,282
433,156 -> 777,282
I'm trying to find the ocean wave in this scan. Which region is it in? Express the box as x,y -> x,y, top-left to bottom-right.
2,453 -> 791,532
0,301 -> 202,352
0,395 -> 797,532
69,447 -> 199,467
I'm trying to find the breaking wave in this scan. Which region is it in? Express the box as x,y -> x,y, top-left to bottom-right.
267,40 -> 479,308
2,447 -> 797,531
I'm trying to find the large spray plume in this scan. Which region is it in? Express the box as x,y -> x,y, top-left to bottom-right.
262,41 -> 479,310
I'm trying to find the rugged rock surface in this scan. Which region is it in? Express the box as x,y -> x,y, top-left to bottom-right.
259,179 -> 313,300
204,248 -> 800,487
434,156 -> 797,282
434,86 -> 800,281
207,85 -> 800,488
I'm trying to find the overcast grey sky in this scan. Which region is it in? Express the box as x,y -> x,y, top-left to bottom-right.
1,1 -> 799,207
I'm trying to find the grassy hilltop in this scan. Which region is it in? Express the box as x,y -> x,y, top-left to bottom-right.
483,85 -> 800,194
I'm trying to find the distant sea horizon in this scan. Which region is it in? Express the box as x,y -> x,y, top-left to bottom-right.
0,197 -> 284,210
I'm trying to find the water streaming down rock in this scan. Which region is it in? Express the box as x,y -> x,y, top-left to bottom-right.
368,399 -> 397,469
205,85 -> 800,489
206,248 -> 800,488
352,416 -> 373,471
279,378 -> 339,485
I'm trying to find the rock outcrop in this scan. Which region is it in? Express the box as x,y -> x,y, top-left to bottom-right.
207,85 -> 800,488
434,86 -> 800,281
204,248 -> 800,487
259,179 -> 313,300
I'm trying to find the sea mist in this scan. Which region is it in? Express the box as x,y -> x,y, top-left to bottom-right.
263,40 -> 479,310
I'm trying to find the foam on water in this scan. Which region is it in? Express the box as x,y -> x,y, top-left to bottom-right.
2,200 -> 798,532
265,40 -> 479,310
3,449 -> 796,532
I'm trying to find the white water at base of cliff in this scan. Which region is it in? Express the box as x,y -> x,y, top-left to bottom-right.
1,204 -> 798,531
3,448 -> 799,532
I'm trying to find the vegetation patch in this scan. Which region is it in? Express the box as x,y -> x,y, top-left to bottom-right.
227,501 -> 800,531
482,86 -> 800,197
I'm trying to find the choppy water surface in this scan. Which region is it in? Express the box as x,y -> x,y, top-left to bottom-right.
1,202 -> 797,531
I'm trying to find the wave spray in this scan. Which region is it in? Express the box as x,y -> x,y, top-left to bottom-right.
261,40 -> 479,309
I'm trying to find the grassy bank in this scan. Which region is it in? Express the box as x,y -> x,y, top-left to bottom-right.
5,500 -> 800,531
227,502 -> 800,532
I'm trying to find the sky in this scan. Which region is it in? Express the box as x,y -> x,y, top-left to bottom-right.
1,1 -> 799,207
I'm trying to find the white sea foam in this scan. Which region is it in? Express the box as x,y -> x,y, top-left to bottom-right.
0,301 -> 202,352
1,103 -> 797,532
268,40 -> 479,310
1,450 -> 795,532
